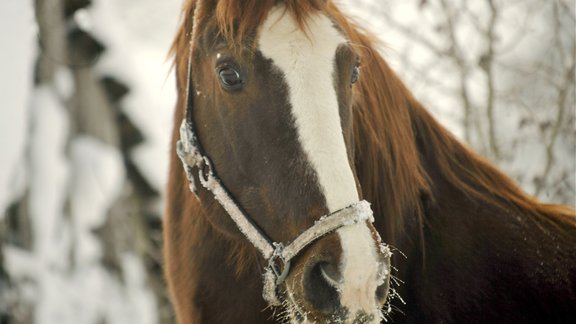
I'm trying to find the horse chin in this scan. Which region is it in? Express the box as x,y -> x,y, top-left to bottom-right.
283,300 -> 384,324
277,250 -> 390,324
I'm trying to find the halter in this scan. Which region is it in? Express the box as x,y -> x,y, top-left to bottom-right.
176,37 -> 378,306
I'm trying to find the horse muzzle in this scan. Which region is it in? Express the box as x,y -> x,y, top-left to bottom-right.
284,226 -> 392,324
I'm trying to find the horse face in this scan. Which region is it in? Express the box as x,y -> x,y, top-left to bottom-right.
190,4 -> 390,323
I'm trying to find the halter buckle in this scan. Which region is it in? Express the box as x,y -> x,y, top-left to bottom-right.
268,243 -> 291,286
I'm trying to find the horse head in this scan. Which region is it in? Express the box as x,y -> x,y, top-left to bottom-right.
174,0 -> 391,322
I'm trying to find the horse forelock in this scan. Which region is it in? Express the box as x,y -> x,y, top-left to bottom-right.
215,0 -> 326,45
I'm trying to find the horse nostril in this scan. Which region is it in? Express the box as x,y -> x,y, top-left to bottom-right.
319,262 -> 341,288
303,261 -> 341,313
375,266 -> 391,304
375,278 -> 390,304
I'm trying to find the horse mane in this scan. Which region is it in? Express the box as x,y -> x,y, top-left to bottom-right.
168,0 -> 575,258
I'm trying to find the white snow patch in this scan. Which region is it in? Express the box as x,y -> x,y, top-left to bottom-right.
120,253 -> 158,324
69,136 -> 125,265
5,247 -> 157,324
0,0 -> 36,217
28,86 -> 71,261
54,67 -> 75,100
88,0 -> 180,194
6,86 -> 156,324
2,1 -> 175,323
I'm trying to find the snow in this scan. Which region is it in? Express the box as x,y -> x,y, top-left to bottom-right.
5,85 -> 158,324
5,247 -> 157,324
1,0 -> 175,323
28,86 -> 71,262
69,136 -> 124,265
87,0 -> 180,193
120,254 -> 158,324
0,0 -> 36,218
11,83 -> 153,324
53,67 -> 75,100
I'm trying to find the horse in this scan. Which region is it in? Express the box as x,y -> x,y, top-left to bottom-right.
163,0 -> 576,323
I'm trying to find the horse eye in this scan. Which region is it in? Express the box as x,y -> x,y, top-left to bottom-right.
351,65 -> 360,84
218,67 -> 243,90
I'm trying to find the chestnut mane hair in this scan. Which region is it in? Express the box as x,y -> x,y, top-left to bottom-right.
169,0 -> 575,249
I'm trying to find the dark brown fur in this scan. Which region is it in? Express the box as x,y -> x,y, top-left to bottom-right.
165,1 -> 576,323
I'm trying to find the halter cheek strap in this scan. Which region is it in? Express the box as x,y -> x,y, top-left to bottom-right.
177,120 -> 376,305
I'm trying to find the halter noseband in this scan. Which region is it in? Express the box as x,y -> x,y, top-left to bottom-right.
176,37 -> 379,306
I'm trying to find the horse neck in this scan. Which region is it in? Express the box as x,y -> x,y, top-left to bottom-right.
364,89 -> 576,321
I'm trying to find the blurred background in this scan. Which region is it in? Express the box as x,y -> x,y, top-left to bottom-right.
0,0 -> 574,323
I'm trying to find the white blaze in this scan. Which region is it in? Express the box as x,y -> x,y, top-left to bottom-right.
259,6 -> 381,320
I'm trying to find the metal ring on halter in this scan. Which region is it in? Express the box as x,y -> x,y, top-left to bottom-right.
198,156 -> 213,184
268,243 -> 291,285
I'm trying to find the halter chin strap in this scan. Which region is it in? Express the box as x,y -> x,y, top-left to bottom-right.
176,120 -> 376,305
